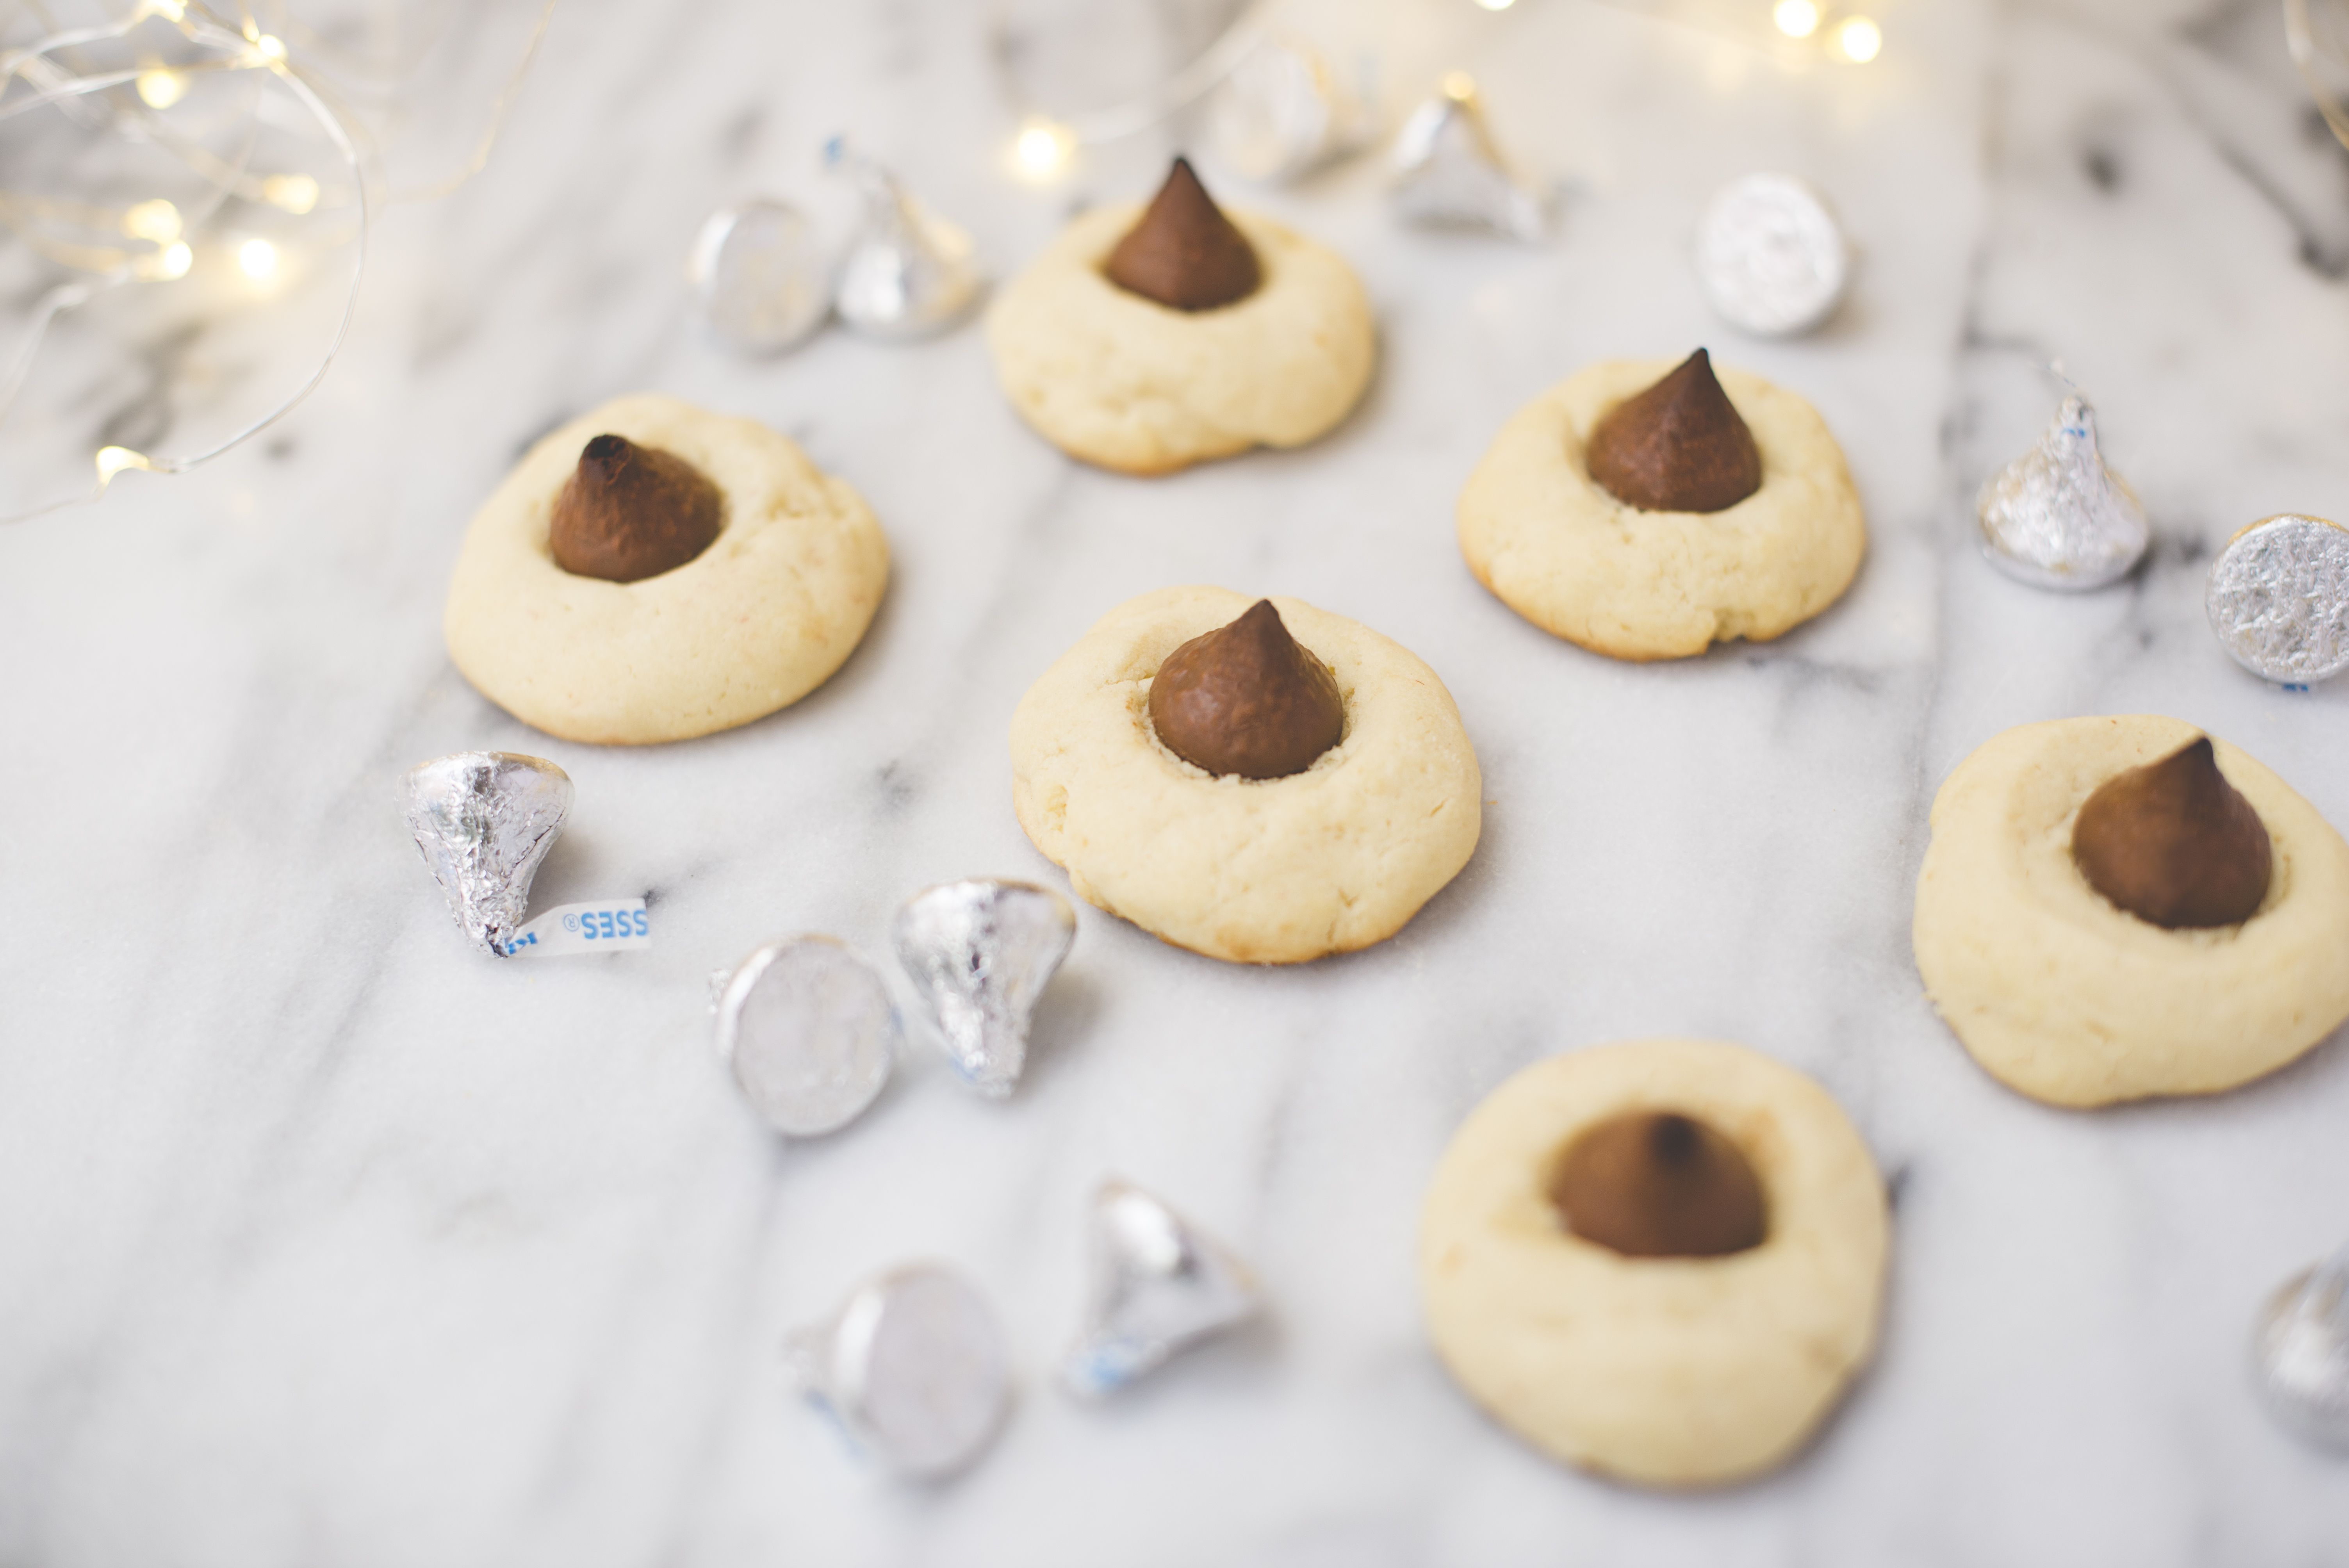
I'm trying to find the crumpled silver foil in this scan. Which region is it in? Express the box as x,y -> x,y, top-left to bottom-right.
1208,35 -> 1367,184
713,937 -> 896,1137
784,1262 -> 1013,1479
1694,172 -> 1852,338
1062,1178 -> 1263,1399
687,198 -> 831,355
402,752 -> 572,957
1390,73 -> 1547,242
892,880 -> 1075,1099
2254,1242 -> 2349,1449
824,137 -> 984,339
2206,514 -> 2349,685
1977,394 -> 2149,590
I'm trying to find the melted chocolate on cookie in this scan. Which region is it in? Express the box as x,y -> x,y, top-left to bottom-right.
549,434 -> 723,583
1549,1110 -> 1767,1259
1148,599 -> 1344,780
2072,736 -> 2272,929
1103,157 -> 1263,313
1584,349 -> 1763,514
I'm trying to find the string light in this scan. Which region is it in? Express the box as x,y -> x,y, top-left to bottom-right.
1474,0 -> 1518,11
121,198 -> 182,243
1832,15 -> 1883,62
2,0 -> 559,522
134,68 -> 185,108
1773,0 -> 1821,39
1012,116 -> 1075,180
262,174 -> 320,214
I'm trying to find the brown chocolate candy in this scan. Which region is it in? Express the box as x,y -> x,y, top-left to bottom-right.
1549,1111 -> 1767,1259
1148,599 -> 1344,780
1584,348 -> 1764,514
547,434 -> 723,583
2072,736 -> 2272,929
1103,157 -> 1263,313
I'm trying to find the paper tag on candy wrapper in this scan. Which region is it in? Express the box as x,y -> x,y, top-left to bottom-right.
499,899 -> 651,957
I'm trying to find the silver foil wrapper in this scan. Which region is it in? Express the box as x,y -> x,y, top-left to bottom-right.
2206,514 -> 2349,685
785,1262 -> 1013,1479
2253,1242 -> 2349,1449
713,937 -> 896,1137
687,199 -> 831,355
1977,394 -> 2148,590
403,752 -> 572,957
1390,74 -> 1547,242
1694,173 -> 1851,338
824,137 -> 984,340
893,880 -> 1075,1099
1062,1179 -> 1263,1399
1208,36 -> 1367,184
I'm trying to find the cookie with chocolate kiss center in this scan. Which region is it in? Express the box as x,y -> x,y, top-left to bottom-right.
1584,349 -> 1764,514
549,434 -> 723,583
1549,1111 -> 1767,1259
1103,157 -> 1263,313
1148,599 -> 1344,780
2072,736 -> 2272,928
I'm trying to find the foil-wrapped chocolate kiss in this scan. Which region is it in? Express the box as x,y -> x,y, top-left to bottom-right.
893,880 -> 1076,1098
785,1262 -> 1014,1479
403,751 -> 573,957
713,936 -> 898,1137
1978,393 -> 2148,590
1062,1179 -> 1264,1399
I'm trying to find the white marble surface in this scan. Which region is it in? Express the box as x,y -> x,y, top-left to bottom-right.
6,1 -> 2349,1563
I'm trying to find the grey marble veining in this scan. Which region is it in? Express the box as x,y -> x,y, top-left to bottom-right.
4,2 -> 2349,1564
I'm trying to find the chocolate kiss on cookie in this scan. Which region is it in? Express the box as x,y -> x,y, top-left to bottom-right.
549,434 -> 723,583
1549,1111 -> 1767,1259
2072,736 -> 2272,929
1149,599 -> 1344,780
1103,157 -> 1263,313
1584,349 -> 1763,514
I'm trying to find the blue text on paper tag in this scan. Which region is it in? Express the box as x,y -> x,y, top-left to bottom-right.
501,898 -> 651,957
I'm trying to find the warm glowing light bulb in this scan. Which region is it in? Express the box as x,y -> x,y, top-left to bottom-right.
122,198 -> 182,243
1012,118 -> 1074,180
135,68 -> 185,108
238,239 -> 279,279
140,0 -> 187,21
96,446 -> 150,481
1773,0 -> 1821,38
254,34 -> 286,62
155,241 -> 192,280
1474,0 -> 1517,11
262,173 -> 320,214
1834,16 -> 1883,62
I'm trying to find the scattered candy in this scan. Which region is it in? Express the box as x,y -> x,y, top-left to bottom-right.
2206,514 -> 2349,686
893,880 -> 1075,1098
713,937 -> 896,1137
825,137 -> 984,339
785,1263 -> 1013,1478
1977,394 -> 2148,590
403,752 -> 573,957
1390,73 -> 1547,241
1063,1179 -> 1264,1398
1694,172 -> 1851,338
2254,1241 -> 2349,1450
687,199 -> 831,355
1207,35 -> 1366,184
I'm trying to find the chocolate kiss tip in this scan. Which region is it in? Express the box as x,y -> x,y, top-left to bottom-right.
549,432 -> 722,584
1550,1110 -> 1768,1260
2073,736 -> 2273,929
1148,598 -> 1345,780
1103,155 -> 1262,313
1585,348 -> 1764,515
